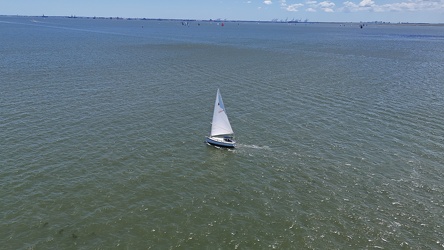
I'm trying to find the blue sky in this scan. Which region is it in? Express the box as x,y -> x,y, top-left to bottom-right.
1,0 -> 443,23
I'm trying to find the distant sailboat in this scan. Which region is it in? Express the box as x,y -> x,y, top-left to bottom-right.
206,89 -> 236,148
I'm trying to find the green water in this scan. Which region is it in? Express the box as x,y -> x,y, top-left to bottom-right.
1,16 -> 443,249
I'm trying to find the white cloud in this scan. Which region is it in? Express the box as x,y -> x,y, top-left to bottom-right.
286,3 -> 305,11
301,0 -> 336,12
341,0 -> 444,12
280,0 -> 304,11
264,0 -> 273,5
277,0 -> 443,15
279,0 -> 443,14
319,1 -> 336,8
359,0 -> 375,7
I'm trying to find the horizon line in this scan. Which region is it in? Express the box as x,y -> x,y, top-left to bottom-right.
2,14 -> 444,25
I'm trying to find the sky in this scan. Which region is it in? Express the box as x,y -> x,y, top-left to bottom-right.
1,0 -> 443,23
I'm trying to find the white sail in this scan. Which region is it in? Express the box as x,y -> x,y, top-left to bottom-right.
210,89 -> 234,136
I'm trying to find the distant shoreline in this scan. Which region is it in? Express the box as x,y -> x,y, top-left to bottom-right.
1,14 -> 443,26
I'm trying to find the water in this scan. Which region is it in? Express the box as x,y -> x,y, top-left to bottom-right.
1,16 -> 443,249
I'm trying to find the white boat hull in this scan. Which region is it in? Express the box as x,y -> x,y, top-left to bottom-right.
206,136 -> 236,148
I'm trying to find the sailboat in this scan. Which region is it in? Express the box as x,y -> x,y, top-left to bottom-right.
206,89 -> 236,148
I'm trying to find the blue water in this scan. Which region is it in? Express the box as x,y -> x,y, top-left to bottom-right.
1,16 -> 444,249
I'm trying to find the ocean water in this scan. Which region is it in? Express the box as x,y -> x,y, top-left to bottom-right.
1,16 -> 443,249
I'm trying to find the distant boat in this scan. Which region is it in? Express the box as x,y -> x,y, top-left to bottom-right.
206,89 -> 236,148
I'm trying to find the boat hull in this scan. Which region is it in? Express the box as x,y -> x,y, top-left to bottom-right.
206,136 -> 236,148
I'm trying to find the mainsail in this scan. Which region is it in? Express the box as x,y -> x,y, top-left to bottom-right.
210,89 -> 234,136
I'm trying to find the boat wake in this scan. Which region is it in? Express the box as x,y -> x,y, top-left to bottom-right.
239,144 -> 271,150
